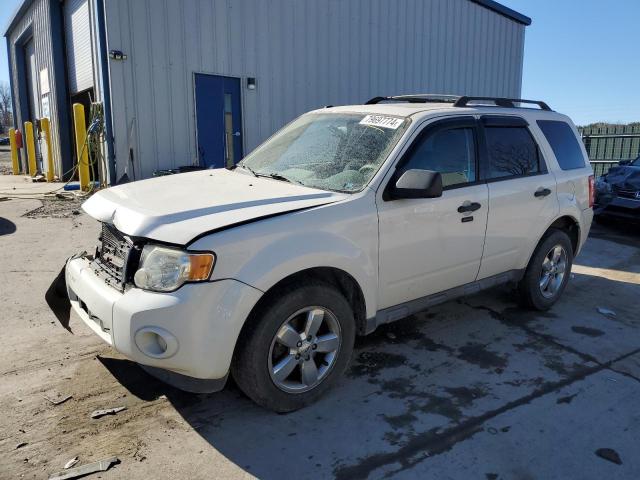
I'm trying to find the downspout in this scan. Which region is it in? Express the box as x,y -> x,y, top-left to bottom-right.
5,36 -> 21,167
95,0 -> 116,184
5,38 -> 18,130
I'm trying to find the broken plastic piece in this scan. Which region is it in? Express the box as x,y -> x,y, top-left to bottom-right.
597,307 -> 616,318
64,457 -> 79,469
44,394 -> 72,406
48,456 -> 119,480
595,448 -> 622,465
90,406 -> 126,419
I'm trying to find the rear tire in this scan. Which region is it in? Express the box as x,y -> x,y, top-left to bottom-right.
518,229 -> 573,311
231,282 -> 355,412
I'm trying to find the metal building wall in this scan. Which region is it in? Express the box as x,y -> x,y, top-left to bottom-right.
6,0 -> 64,177
103,0 -> 526,180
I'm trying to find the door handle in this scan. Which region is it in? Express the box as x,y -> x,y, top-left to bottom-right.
233,131 -> 241,137
457,202 -> 481,213
534,187 -> 552,198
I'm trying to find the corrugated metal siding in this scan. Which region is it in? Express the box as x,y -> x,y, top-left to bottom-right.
6,0 -> 64,178
64,0 -> 94,94
103,0 -> 526,179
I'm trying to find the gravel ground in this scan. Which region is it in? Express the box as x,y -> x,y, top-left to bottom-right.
22,197 -> 85,219
1,197 -> 639,480
0,146 -> 12,175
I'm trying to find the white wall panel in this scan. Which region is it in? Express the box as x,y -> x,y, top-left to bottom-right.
64,0 -> 94,94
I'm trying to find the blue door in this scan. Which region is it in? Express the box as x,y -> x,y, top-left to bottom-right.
194,74 -> 243,168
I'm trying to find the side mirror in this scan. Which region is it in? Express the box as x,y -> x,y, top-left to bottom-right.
389,169 -> 443,199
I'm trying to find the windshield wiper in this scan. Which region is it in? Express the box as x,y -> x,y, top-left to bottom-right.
235,164 -> 303,185
264,173 -> 292,183
235,162 -> 258,177
262,173 -> 305,186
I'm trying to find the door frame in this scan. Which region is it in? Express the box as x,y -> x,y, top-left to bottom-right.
13,25 -> 35,132
192,71 -> 247,166
374,113 -> 490,310
375,113 -> 481,200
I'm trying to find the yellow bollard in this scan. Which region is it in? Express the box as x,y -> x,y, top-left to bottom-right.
24,121 -> 37,176
9,128 -> 20,175
40,118 -> 55,182
73,104 -> 90,191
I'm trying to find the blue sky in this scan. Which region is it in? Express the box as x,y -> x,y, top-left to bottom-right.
500,0 -> 640,125
1,0 -> 638,126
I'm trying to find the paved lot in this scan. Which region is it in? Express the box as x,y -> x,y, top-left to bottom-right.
1,186 -> 639,479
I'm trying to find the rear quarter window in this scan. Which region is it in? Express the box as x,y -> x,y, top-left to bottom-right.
537,120 -> 587,170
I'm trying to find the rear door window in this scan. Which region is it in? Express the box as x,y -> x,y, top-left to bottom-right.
537,120 -> 586,170
484,126 -> 543,180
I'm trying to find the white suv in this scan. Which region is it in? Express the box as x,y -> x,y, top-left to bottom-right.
65,95 -> 594,412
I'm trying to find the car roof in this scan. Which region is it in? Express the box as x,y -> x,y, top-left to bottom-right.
311,100 -> 572,124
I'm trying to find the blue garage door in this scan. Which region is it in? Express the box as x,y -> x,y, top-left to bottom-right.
194,74 -> 243,168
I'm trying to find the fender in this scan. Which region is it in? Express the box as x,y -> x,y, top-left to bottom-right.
189,194 -> 380,318
232,231 -> 377,317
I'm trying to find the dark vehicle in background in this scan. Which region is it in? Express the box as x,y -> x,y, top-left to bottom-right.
594,156 -> 640,222
0,137 -> 10,146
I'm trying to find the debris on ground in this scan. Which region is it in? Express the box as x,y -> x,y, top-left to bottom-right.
63,457 -> 79,469
44,393 -> 73,406
597,307 -> 617,318
90,406 -> 127,419
48,456 -> 119,480
23,196 -> 86,219
595,447 -> 622,465
15,442 -> 28,449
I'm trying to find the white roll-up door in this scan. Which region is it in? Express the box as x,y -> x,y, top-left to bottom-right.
64,0 -> 94,94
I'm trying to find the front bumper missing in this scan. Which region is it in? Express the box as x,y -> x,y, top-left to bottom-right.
66,253 -> 117,345
65,254 -> 263,387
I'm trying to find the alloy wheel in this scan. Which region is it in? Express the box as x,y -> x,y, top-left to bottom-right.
268,306 -> 341,393
539,244 -> 568,299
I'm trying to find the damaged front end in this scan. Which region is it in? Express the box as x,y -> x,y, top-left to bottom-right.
594,164 -> 640,221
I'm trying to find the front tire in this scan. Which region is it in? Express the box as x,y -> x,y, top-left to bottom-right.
518,229 -> 573,311
231,283 -> 355,412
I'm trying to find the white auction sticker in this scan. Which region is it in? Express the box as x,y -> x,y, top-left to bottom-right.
359,115 -> 404,130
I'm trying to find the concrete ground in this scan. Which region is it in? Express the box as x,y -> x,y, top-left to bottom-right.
1,185 -> 639,479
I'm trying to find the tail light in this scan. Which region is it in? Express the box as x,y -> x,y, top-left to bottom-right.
588,175 -> 595,208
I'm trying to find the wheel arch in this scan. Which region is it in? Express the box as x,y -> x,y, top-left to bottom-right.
524,214 -> 581,269
236,267 -> 369,354
548,215 -> 580,254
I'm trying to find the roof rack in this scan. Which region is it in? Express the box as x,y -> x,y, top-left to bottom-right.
365,94 -> 460,105
365,94 -> 552,111
453,96 -> 552,111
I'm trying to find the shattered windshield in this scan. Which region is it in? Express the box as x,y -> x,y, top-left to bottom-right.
238,112 -> 409,192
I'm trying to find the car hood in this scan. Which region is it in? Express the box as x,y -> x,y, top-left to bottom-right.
606,165 -> 640,191
82,169 -> 347,245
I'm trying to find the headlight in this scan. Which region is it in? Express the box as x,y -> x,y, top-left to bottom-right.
133,245 -> 215,292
